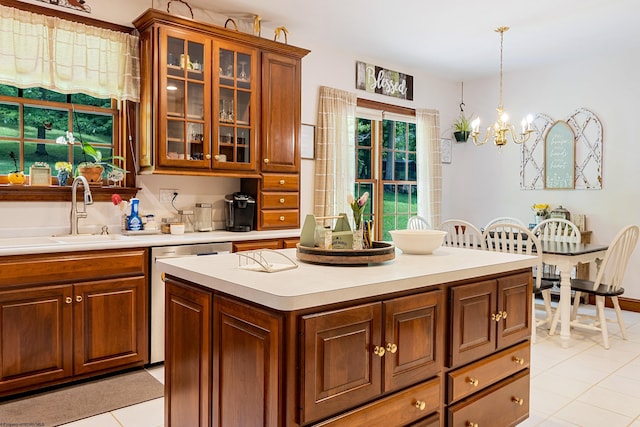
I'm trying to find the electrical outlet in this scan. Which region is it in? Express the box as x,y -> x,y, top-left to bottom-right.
160,188 -> 178,203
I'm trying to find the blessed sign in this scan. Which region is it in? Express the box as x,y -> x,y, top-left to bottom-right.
356,61 -> 414,101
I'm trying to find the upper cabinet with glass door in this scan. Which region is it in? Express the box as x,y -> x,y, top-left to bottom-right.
158,28 -> 211,170
213,41 -> 258,172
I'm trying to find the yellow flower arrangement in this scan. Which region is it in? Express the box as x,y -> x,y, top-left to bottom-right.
55,161 -> 72,173
531,203 -> 551,217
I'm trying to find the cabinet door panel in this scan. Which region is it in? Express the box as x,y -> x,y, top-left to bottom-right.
497,272 -> 531,349
0,285 -> 72,393
301,303 -> 382,424
261,52 -> 300,173
73,276 -> 147,375
384,290 -> 443,391
214,296 -> 282,427
450,280 -> 496,367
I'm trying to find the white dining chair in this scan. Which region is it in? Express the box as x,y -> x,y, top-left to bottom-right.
483,217 -> 526,231
558,225 -> 639,349
483,222 -> 548,342
439,219 -> 484,250
407,216 -> 431,230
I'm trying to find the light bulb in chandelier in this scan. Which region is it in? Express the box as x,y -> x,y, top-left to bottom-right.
471,26 -> 534,148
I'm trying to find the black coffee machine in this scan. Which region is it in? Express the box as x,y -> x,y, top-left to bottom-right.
224,192 -> 255,232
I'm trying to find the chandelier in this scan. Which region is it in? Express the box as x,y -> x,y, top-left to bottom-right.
471,26 -> 533,148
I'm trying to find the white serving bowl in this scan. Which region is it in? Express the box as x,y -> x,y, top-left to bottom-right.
389,229 -> 447,254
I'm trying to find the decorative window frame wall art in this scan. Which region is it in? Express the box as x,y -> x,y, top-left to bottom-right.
520,108 -> 603,190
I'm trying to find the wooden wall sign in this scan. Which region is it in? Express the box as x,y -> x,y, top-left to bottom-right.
355,61 -> 413,100
35,0 -> 92,13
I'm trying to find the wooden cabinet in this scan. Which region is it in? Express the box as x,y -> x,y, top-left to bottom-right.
300,291 -> 443,424
0,249 -> 148,397
244,173 -> 300,230
231,237 -> 299,252
449,272 -> 531,368
135,9 -> 308,181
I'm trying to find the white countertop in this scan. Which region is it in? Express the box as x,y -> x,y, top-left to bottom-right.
0,229 -> 301,256
157,247 -> 537,311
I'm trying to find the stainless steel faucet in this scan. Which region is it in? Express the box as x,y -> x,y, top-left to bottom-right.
70,175 -> 93,235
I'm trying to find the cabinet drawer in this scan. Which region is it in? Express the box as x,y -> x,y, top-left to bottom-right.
261,192 -> 299,209
448,341 -> 529,403
233,239 -> 282,252
260,210 -> 299,229
448,369 -> 529,427
262,173 -> 299,191
314,377 -> 440,427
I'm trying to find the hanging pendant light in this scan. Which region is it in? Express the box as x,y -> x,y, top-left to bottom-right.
470,26 -> 534,148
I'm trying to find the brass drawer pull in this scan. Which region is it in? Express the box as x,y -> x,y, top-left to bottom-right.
264,158 -> 270,164
466,377 -> 479,387
65,297 -> 72,304
279,198 -> 285,204
373,345 -> 385,357
501,310 -> 508,319
466,422 -> 478,427
75,295 -> 83,302
512,396 -> 524,406
491,312 -> 502,321
414,400 -> 426,411
386,343 -> 398,353
279,179 -> 285,185
513,356 -> 525,365
279,216 -> 285,221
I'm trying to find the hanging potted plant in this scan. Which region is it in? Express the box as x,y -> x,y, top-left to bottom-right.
453,113 -> 472,143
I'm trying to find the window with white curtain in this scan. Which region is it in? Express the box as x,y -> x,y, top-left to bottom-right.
356,103 -> 417,241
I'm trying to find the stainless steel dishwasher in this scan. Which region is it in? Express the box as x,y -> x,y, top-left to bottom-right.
150,242 -> 232,364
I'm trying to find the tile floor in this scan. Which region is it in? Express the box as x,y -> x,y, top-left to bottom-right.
59,303 -> 640,427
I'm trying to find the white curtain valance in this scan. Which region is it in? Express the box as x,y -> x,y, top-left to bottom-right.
0,5 -> 140,102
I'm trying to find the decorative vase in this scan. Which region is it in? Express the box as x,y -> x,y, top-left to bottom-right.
535,214 -> 545,224
8,171 -> 25,185
57,170 -> 70,186
78,165 -> 104,184
352,218 -> 364,250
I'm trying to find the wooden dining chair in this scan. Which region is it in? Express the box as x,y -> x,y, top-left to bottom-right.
439,219 -> 484,249
532,218 -> 582,289
483,216 -> 526,231
407,215 -> 431,230
483,222 -> 550,342
557,225 -> 639,349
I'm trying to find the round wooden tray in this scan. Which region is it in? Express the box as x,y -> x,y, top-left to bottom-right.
296,241 -> 395,265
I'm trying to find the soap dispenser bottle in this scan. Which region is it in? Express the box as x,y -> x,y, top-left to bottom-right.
127,198 -> 143,231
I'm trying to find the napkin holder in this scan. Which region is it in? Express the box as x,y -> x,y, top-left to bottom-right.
300,213 -> 352,249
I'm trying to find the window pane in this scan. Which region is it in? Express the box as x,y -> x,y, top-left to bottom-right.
0,84 -> 19,97
24,141 -> 69,170
394,152 -> 407,180
357,118 -> 372,147
408,123 -> 416,151
1,141 -> 21,173
71,93 -> 112,108
0,103 -> 20,138
73,112 -> 113,146
357,148 -> 371,179
395,121 -> 406,150
22,88 -> 67,103
382,120 -> 393,149
23,106 -> 69,140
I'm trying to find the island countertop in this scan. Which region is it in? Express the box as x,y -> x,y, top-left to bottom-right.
157,246 -> 537,311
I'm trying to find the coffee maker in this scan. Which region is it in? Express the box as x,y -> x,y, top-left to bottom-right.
224,193 -> 255,232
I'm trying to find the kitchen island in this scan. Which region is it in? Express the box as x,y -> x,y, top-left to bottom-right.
158,246 -> 537,426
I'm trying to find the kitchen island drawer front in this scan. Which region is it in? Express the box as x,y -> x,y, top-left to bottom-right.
301,302 -> 383,425
0,248 -> 147,288
447,341 -> 530,403
261,173 -> 299,191
261,192 -> 299,209
448,369 -> 530,427
313,377 -> 440,427
260,209 -> 299,229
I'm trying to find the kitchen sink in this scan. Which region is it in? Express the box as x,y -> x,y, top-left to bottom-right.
50,234 -> 131,244
0,236 -> 63,248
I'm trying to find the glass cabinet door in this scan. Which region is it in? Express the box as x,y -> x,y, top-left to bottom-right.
213,42 -> 258,171
159,29 -> 211,168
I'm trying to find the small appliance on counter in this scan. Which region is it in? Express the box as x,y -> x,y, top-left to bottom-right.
224,192 -> 255,232
195,203 -> 213,231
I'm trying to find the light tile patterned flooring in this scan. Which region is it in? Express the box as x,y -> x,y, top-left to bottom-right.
60,302 -> 640,427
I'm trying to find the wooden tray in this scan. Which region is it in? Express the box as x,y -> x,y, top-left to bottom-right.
296,241 -> 395,265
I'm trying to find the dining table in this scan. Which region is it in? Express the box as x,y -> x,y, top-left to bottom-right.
541,241 -> 609,342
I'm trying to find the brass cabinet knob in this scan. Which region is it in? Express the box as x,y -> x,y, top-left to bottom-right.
264,158 -> 270,164
65,297 -> 72,304
467,377 -> 479,387
466,422 -> 478,427
513,356 -> 525,365
386,343 -> 398,353
279,179 -> 285,185
161,272 -> 166,282
75,295 -> 83,302
373,345 -> 385,357
214,155 -> 220,160
205,154 -> 211,160
279,198 -> 285,204
512,396 -> 524,406
279,216 -> 285,221
414,400 -> 426,411
501,311 -> 508,319
491,312 -> 502,321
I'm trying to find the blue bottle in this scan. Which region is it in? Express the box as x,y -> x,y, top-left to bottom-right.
127,198 -> 143,231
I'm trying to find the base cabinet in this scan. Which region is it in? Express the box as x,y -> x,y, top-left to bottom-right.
164,269 -> 531,427
0,249 -> 148,397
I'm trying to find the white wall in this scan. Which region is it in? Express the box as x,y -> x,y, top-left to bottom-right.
445,47 -> 640,298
